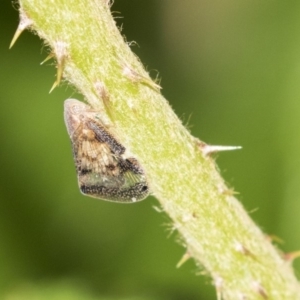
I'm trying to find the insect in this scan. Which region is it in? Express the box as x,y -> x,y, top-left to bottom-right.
64,99 -> 149,203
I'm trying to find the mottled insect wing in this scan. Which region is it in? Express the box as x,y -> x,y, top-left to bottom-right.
64,99 -> 149,203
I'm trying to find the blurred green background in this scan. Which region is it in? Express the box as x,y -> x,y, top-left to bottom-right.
1,1 -> 300,299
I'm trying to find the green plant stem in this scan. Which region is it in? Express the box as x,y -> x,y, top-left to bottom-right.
17,0 -> 300,298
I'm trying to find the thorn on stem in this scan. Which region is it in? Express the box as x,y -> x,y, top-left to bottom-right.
152,205 -> 164,213
234,241 -> 256,259
252,281 -> 268,299
198,141 -> 242,156
284,250 -> 300,263
214,275 -> 223,300
40,52 -> 55,65
49,41 -> 68,93
94,80 -> 112,115
9,10 -> 33,49
122,62 -> 162,91
176,252 -> 191,268
265,234 -> 284,245
218,184 -> 239,196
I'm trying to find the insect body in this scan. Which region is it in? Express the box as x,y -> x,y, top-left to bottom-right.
64,99 -> 149,203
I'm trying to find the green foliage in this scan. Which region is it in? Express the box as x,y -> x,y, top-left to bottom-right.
1,0 -> 300,299
3,281 -> 153,300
